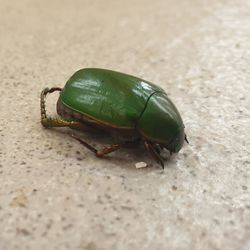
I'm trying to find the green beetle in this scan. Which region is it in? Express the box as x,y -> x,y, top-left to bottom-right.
40,68 -> 188,168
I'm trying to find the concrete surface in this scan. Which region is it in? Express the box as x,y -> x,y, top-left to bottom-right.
0,0 -> 249,249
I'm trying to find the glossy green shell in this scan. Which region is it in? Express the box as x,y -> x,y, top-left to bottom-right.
59,68 -> 185,151
60,68 -> 164,128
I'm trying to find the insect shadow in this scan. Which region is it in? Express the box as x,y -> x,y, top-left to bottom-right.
43,125 -> 173,169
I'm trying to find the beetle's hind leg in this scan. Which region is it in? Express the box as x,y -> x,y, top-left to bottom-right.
41,115 -> 86,130
40,87 -> 62,125
40,87 -> 86,130
41,87 -> 63,128
144,141 -> 164,169
71,133 -> 122,157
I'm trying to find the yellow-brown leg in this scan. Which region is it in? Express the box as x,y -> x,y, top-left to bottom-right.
41,115 -> 86,129
40,87 -> 86,130
40,87 -> 61,123
71,134 -> 121,157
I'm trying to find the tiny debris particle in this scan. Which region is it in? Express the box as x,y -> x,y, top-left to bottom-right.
135,162 -> 148,169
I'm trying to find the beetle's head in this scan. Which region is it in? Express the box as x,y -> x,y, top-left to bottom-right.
163,127 -> 185,153
137,92 -> 186,153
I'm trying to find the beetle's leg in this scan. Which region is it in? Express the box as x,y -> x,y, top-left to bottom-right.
96,144 -> 121,157
41,116 -> 86,130
41,87 -> 64,128
185,134 -> 189,144
144,141 -> 164,169
40,87 -> 62,121
152,144 -> 162,154
71,133 -> 121,157
40,87 -> 87,130
71,133 -> 98,154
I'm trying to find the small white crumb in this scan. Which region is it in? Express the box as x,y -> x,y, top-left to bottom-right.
135,162 -> 148,169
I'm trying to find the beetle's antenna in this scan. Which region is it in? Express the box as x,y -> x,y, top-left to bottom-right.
40,87 -> 62,124
185,134 -> 189,144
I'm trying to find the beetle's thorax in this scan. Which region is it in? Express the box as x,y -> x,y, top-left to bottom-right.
136,92 -> 185,150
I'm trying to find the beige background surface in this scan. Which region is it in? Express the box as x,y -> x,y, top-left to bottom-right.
0,0 -> 249,249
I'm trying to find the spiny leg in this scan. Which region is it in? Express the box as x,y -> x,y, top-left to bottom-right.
40,87 -> 62,122
40,87 -> 86,130
144,141 -> 164,169
41,115 -> 86,129
71,133 -> 121,157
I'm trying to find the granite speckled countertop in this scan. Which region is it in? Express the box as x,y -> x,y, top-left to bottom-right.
0,0 -> 249,249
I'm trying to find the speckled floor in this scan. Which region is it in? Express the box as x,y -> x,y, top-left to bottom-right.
0,0 -> 249,249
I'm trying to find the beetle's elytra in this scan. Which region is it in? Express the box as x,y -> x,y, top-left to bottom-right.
40,68 -> 188,168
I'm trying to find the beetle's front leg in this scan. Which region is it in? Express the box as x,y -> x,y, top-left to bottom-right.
144,141 -> 164,169
71,134 -> 122,157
